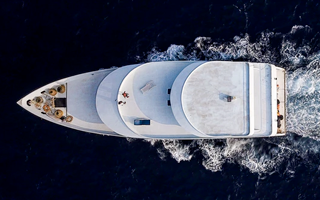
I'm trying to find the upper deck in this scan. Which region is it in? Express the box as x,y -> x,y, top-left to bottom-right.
97,61 -> 203,138
96,61 -> 264,138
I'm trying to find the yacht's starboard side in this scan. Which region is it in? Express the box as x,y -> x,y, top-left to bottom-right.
17,61 -> 286,139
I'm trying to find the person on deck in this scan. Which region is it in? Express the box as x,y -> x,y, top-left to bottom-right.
122,91 -> 129,98
277,99 -> 283,128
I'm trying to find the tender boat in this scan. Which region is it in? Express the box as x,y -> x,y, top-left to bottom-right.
17,61 -> 286,139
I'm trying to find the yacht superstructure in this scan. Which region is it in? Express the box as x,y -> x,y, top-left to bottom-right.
17,61 -> 286,139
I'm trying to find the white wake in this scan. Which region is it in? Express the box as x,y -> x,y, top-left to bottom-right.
133,25 -> 320,174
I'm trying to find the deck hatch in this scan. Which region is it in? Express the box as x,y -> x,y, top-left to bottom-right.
134,119 -> 151,125
54,98 -> 67,107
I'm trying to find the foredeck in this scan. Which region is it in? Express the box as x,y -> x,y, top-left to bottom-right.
17,69 -> 118,136
67,69 -> 115,132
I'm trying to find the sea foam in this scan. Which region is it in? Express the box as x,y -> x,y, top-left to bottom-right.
136,25 -> 320,174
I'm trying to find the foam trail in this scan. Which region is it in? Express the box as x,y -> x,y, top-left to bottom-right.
140,25 -> 320,174
144,139 -> 193,162
287,58 -> 320,140
147,44 -> 198,61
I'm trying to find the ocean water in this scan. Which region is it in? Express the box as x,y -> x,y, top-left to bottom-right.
2,0 -> 320,199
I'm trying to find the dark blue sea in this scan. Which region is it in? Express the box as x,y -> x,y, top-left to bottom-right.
2,0 -> 320,199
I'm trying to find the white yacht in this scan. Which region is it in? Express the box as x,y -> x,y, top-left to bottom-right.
17,61 -> 286,139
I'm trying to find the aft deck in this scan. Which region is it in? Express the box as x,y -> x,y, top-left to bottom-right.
276,67 -> 286,135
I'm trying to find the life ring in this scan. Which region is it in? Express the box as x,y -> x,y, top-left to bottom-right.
49,88 -> 57,96
34,96 -> 43,103
57,85 -> 66,93
42,104 -> 51,113
54,109 -> 63,118
65,115 -> 73,123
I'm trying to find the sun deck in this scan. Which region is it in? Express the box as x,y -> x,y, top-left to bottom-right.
180,62 -> 250,136
97,61 -> 281,138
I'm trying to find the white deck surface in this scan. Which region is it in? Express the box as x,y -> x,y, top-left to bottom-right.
250,63 -> 272,136
181,62 -> 250,135
68,70 -> 109,123
117,61 -> 199,138
96,64 -> 148,138
66,69 -> 116,132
